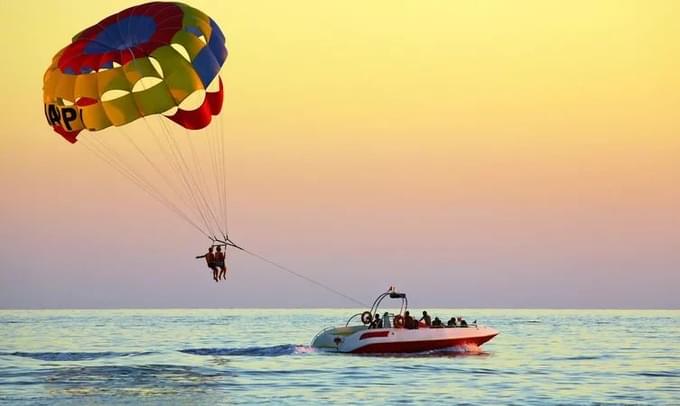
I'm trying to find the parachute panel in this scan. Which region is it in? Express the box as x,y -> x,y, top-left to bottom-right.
73,73 -> 100,101
132,83 -> 178,118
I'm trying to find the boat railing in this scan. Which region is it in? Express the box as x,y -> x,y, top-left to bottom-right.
344,312 -> 363,327
346,312 -> 400,328
345,308 -> 480,330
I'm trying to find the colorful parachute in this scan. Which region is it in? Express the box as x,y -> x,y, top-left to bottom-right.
43,2 -> 232,241
43,2 -> 227,142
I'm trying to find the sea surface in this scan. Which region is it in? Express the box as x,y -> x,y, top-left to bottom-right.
1,309 -> 678,405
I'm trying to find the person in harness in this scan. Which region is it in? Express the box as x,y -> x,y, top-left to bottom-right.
215,245 -> 228,280
196,246 -> 219,282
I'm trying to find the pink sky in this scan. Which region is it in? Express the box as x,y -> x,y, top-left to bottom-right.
0,1 -> 678,308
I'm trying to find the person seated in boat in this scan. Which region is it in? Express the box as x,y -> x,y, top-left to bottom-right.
404,311 -> 415,329
195,246 -> 218,282
420,311 -> 432,327
371,313 -> 383,329
432,317 -> 443,327
447,317 -> 457,327
382,312 -> 391,328
458,317 -> 468,327
215,246 -> 227,280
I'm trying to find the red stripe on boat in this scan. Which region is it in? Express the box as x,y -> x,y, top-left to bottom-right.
352,333 -> 498,353
359,331 -> 390,340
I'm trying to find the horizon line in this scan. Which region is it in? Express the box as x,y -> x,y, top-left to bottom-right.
1,306 -> 678,311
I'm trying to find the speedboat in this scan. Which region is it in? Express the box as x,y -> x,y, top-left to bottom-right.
311,288 -> 498,354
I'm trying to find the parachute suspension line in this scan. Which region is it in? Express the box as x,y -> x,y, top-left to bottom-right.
116,124 -> 196,218
81,137 -> 152,197
181,124 -> 225,238
80,137 -> 212,239
142,116 -> 216,238
203,111 -> 227,239
152,127 -> 204,221
156,116 -> 223,238
156,116 -> 219,238
218,111 -> 229,238
205,118 -> 227,238
199,119 -> 228,240
208,117 -> 227,236
87,133 -> 205,235
85,134 -> 172,208
206,117 -> 225,236
218,239 -> 367,307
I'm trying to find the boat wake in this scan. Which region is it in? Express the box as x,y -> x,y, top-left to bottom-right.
1,351 -> 154,361
180,344 -> 316,357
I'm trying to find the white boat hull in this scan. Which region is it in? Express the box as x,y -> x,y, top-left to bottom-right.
312,325 -> 498,354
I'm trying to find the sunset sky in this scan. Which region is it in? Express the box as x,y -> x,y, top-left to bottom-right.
0,1 -> 678,308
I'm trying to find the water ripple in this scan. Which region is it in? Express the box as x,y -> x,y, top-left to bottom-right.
180,344 -> 314,357
0,351 -> 155,361
1,308 -> 678,404
637,370 -> 679,378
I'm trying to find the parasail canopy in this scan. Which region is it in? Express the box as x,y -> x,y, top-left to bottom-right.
43,2 -> 228,142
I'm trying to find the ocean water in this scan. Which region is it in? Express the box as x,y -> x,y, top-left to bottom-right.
0,308 -> 678,405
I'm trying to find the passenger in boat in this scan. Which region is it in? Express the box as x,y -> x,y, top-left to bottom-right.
459,317 -> 468,327
382,312 -> 391,328
447,317 -> 457,327
420,311 -> 432,327
404,311 -> 415,329
432,317 -> 443,327
195,246 -> 218,282
215,246 -> 227,280
371,313 -> 383,329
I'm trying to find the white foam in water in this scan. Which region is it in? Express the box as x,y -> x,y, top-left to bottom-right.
458,343 -> 483,354
292,345 -> 318,355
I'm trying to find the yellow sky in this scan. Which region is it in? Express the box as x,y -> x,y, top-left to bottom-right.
0,1 -> 678,307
